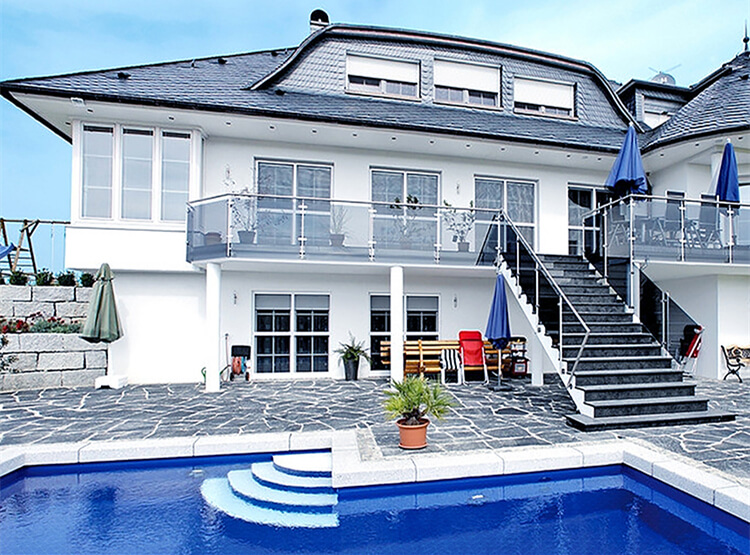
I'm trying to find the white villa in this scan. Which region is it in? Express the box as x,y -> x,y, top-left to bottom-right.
2,11 -> 748,428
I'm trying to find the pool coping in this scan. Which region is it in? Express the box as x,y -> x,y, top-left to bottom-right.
1,432 -> 748,523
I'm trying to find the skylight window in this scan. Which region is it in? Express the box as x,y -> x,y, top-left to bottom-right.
346,54 -> 419,99
513,77 -> 575,118
433,59 -> 500,108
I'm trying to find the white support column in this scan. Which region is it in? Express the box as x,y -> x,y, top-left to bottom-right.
529,338 -> 544,387
390,266 -> 404,382
205,262 -> 222,393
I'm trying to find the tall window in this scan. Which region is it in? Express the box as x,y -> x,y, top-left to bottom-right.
475,177 -> 536,247
434,59 -> 500,108
371,169 -> 439,249
80,123 -> 193,223
568,185 -> 613,255
255,293 -> 330,374
121,128 -> 153,220
346,55 -> 419,99
369,294 -> 439,370
513,77 -> 575,118
161,132 -> 191,221
82,125 -> 114,218
256,161 -> 331,246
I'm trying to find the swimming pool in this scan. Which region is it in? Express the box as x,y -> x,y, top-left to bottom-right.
1,453 -> 747,555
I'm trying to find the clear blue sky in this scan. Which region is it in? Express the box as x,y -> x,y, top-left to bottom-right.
1,0 -> 748,269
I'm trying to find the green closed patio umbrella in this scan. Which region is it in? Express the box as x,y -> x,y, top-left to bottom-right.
81,263 -> 123,343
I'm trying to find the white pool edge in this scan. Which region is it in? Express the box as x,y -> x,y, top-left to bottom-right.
1,432 -> 748,523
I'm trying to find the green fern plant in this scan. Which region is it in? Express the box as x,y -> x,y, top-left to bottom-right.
383,375 -> 453,426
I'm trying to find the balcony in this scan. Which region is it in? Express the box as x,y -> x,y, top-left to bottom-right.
590,194 -> 750,265
186,194 -> 508,267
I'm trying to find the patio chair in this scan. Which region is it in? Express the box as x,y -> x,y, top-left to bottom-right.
607,202 -> 628,246
697,194 -> 722,249
458,330 -> 489,383
659,191 -> 685,246
440,348 -> 463,385
721,345 -> 744,383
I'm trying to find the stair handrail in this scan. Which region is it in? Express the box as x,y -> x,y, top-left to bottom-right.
499,213 -> 590,386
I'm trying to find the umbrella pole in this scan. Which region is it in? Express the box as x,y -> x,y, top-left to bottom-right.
488,351 -> 512,392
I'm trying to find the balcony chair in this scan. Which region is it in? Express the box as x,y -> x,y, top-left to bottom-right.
696,194 -> 722,249
607,202 -> 629,247
721,345 -> 745,383
458,330 -> 489,383
657,191 -> 687,247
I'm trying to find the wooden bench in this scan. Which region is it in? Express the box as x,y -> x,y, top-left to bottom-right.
380,340 -> 499,380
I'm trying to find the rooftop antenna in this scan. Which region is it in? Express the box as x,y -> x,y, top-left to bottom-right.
744,20 -> 749,52
648,64 -> 681,85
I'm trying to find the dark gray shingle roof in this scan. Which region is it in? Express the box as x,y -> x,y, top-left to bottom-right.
643,52 -> 750,150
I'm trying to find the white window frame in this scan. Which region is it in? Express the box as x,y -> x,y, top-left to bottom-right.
345,53 -> 420,100
567,183 -> 614,256
253,292 -> 331,377
433,59 -> 501,110
72,121 -> 200,228
513,76 -> 576,119
474,175 -> 537,248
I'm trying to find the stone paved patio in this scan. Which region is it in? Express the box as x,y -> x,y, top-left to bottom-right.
1,375 -> 748,485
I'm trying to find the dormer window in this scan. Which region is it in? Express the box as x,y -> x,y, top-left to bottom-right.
513,77 -> 575,118
346,54 -> 419,99
434,59 -> 500,108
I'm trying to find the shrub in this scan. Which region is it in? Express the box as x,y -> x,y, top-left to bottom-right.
80,272 -> 95,287
9,271 -> 28,286
0,318 -> 29,334
35,268 -> 54,286
56,271 -> 76,286
28,316 -> 81,334
0,335 -> 18,373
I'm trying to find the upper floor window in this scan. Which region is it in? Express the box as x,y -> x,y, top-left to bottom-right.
434,60 -> 500,108
475,176 -> 536,247
80,123 -> 193,223
346,54 -> 419,99
513,77 -> 575,118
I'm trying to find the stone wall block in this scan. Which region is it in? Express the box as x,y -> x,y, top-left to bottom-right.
9,353 -> 38,372
0,301 -> 13,317
63,335 -> 106,351
20,334 -> 66,351
38,351 -> 84,371
0,285 -> 31,302
56,302 -> 89,319
1,371 -> 62,391
33,286 -> 75,302
75,288 -> 93,303
13,302 -> 54,318
85,350 -> 107,368
1,334 -> 21,351
61,368 -> 105,388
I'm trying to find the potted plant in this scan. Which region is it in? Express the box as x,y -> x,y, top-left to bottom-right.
224,166 -> 258,244
390,194 -> 421,249
335,335 -> 370,381
383,375 -> 453,449
443,201 -> 476,252
329,206 -> 348,247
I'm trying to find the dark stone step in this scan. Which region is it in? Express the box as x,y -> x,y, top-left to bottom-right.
546,293 -> 621,304
562,312 -> 634,323
563,333 -> 656,345
554,276 -> 605,286
574,356 -> 673,371
573,368 -> 684,386
563,344 -> 663,358
578,382 -> 696,402
559,322 -> 646,334
558,284 -> 613,295
587,396 -> 709,418
547,268 -> 599,278
537,254 -> 586,264
565,409 -> 735,431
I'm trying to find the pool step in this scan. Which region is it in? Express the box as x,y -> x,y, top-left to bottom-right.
201,452 -> 339,528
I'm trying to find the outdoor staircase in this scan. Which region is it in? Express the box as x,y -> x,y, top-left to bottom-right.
511,253 -> 735,431
201,452 -> 339,528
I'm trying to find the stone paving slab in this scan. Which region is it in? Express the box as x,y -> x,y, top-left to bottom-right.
0,375 -> 748,485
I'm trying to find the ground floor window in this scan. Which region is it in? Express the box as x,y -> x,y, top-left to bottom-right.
255,293 -> 329,374
369,295 -> 439,371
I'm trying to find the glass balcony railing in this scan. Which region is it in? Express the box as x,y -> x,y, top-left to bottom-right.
186,194 -> 507,266
586,194 -> 750,268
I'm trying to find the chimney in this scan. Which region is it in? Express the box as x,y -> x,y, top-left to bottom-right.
309,9 -> 330,34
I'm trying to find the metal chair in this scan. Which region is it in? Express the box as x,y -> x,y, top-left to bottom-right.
721,346 -> 744,383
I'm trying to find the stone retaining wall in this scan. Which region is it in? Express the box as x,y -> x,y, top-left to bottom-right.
0,286 -> 107,391
0,284 -> 91,320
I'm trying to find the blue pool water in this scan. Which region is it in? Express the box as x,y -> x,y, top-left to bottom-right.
1,454 -> 748,555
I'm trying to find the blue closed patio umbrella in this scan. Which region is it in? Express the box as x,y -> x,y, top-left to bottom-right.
486,274 -> 512,391
715,142 -> 740,203
605,125 -> 648,198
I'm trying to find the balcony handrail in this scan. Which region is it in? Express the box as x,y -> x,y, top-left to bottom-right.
187,192 -> 498,214
580,193 -> 749,222
499,212 -> 590,385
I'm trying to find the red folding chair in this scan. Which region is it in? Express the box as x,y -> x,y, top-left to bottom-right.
458,330 -> 489,384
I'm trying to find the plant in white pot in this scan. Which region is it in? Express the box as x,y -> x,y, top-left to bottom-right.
442,200 -> 476,252
335,335 -> 370,381
383,375 -> 453,449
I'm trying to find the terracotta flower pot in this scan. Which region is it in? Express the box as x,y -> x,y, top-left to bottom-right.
396,418 -> 429,449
